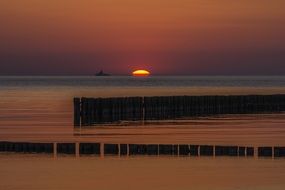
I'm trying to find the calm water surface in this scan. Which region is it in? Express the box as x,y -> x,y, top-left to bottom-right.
0,76 -> 284,190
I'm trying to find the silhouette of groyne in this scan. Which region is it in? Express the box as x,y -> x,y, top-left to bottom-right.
74,95 -> 285,126
1,141 -> 284,158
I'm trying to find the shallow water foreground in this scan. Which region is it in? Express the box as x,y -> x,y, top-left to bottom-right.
0,154 -> 284,190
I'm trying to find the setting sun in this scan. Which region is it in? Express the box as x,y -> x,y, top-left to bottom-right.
132,69 -> 150,77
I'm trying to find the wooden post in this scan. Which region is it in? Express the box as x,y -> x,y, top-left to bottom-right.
81,98 -> 86,126
73,98 -> 81,127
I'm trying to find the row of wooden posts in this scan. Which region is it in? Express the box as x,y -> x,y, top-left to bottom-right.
1,141 -> 285,157
74,94 -> 285,126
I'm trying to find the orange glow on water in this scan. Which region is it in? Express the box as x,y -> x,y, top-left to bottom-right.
132,70 -> 150,77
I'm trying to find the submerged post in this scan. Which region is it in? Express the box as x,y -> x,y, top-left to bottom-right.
74,97 -> 81,127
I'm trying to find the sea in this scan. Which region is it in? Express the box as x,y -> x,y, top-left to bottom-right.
0,76 -> 284,190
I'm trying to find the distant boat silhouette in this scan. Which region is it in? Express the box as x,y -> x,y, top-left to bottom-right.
95,70 -> 110,76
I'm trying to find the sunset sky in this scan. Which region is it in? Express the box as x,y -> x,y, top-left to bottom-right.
0,0 -> 285,75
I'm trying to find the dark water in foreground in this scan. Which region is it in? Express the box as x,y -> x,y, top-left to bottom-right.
0,76 -> 284,190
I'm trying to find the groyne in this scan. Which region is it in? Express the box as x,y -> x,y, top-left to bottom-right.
74,94 -> 285,126
1,141 -> 284,158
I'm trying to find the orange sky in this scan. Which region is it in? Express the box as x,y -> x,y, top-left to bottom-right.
0,0 -> 285,75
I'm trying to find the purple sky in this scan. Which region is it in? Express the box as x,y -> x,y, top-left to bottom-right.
0,0 -> 285,75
